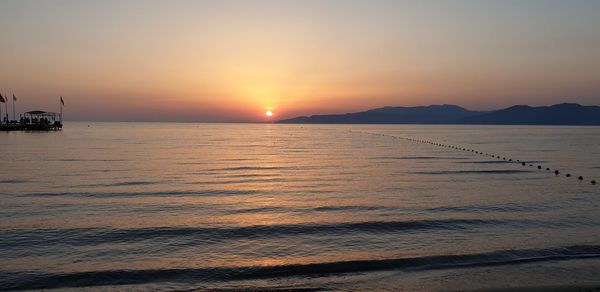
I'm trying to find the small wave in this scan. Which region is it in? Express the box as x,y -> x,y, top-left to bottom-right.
412,170 -> 532,175
457,161 -> 512,164
51,159 -> 128,162
74,181 -> 163,187
226,206 -> 289,214
0,179 -> 29,184
457,160 -> 546,164
0,219 -> 511,248
86,169 -> 129,173
426,203 -> 548,213
220,173 -> 282,178
216,158 -> 255,162
211,166 -> 291,171
371,156 -> 468,160
107,181 -> 160,187
187,177 -> 288,185
312,205 -> 395,212
3,245 -> 599,290
18,189 -> 262,198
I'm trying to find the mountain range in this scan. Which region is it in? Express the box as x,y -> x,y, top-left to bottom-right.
278,103 -> 600,125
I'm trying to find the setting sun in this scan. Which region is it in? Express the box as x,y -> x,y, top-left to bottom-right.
265,110 -> 273,117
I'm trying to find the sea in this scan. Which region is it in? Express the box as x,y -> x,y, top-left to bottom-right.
1,123 -> 599,291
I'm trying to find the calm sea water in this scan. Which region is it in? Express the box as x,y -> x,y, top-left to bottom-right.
1,123 -> 599,291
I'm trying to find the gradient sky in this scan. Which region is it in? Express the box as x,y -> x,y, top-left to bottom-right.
1,0 -> 599,121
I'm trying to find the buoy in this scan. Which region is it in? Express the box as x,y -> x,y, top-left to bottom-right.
389,134 -> 596,187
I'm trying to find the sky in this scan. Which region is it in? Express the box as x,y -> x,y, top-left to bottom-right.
1,0 -> 599,122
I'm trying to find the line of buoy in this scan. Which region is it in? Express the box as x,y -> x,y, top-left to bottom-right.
350,130 -> 597,186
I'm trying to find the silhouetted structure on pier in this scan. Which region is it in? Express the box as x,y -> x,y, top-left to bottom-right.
1,110 -> 62,131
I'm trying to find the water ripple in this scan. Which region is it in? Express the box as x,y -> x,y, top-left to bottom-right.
3,245 -> 599,290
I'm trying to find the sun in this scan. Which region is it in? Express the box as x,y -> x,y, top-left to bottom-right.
265,110 -> 273,117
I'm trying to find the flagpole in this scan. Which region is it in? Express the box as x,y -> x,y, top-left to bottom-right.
4,93 -> 7,124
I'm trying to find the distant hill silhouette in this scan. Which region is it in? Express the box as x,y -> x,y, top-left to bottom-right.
278,105 -> 483,124
278,103 -> 600,125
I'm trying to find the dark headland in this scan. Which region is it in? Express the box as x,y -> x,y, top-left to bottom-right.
278,103 -> 600,125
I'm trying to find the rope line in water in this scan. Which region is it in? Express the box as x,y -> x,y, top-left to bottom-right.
351,131 -> 597,186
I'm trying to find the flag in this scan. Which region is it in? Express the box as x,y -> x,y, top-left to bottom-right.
0,94 -> 5,103
60,96 -> 64,106
13,94 -> 16,101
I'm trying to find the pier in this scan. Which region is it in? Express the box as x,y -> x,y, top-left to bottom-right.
1,95 -> 64,131
0,110 -> 62,131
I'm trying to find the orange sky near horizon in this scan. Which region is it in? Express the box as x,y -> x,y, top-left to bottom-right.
1,0 -> 600,121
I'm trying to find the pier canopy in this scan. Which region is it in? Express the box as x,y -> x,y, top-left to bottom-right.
20,110 -> 63,130
25,110 -> 59,120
